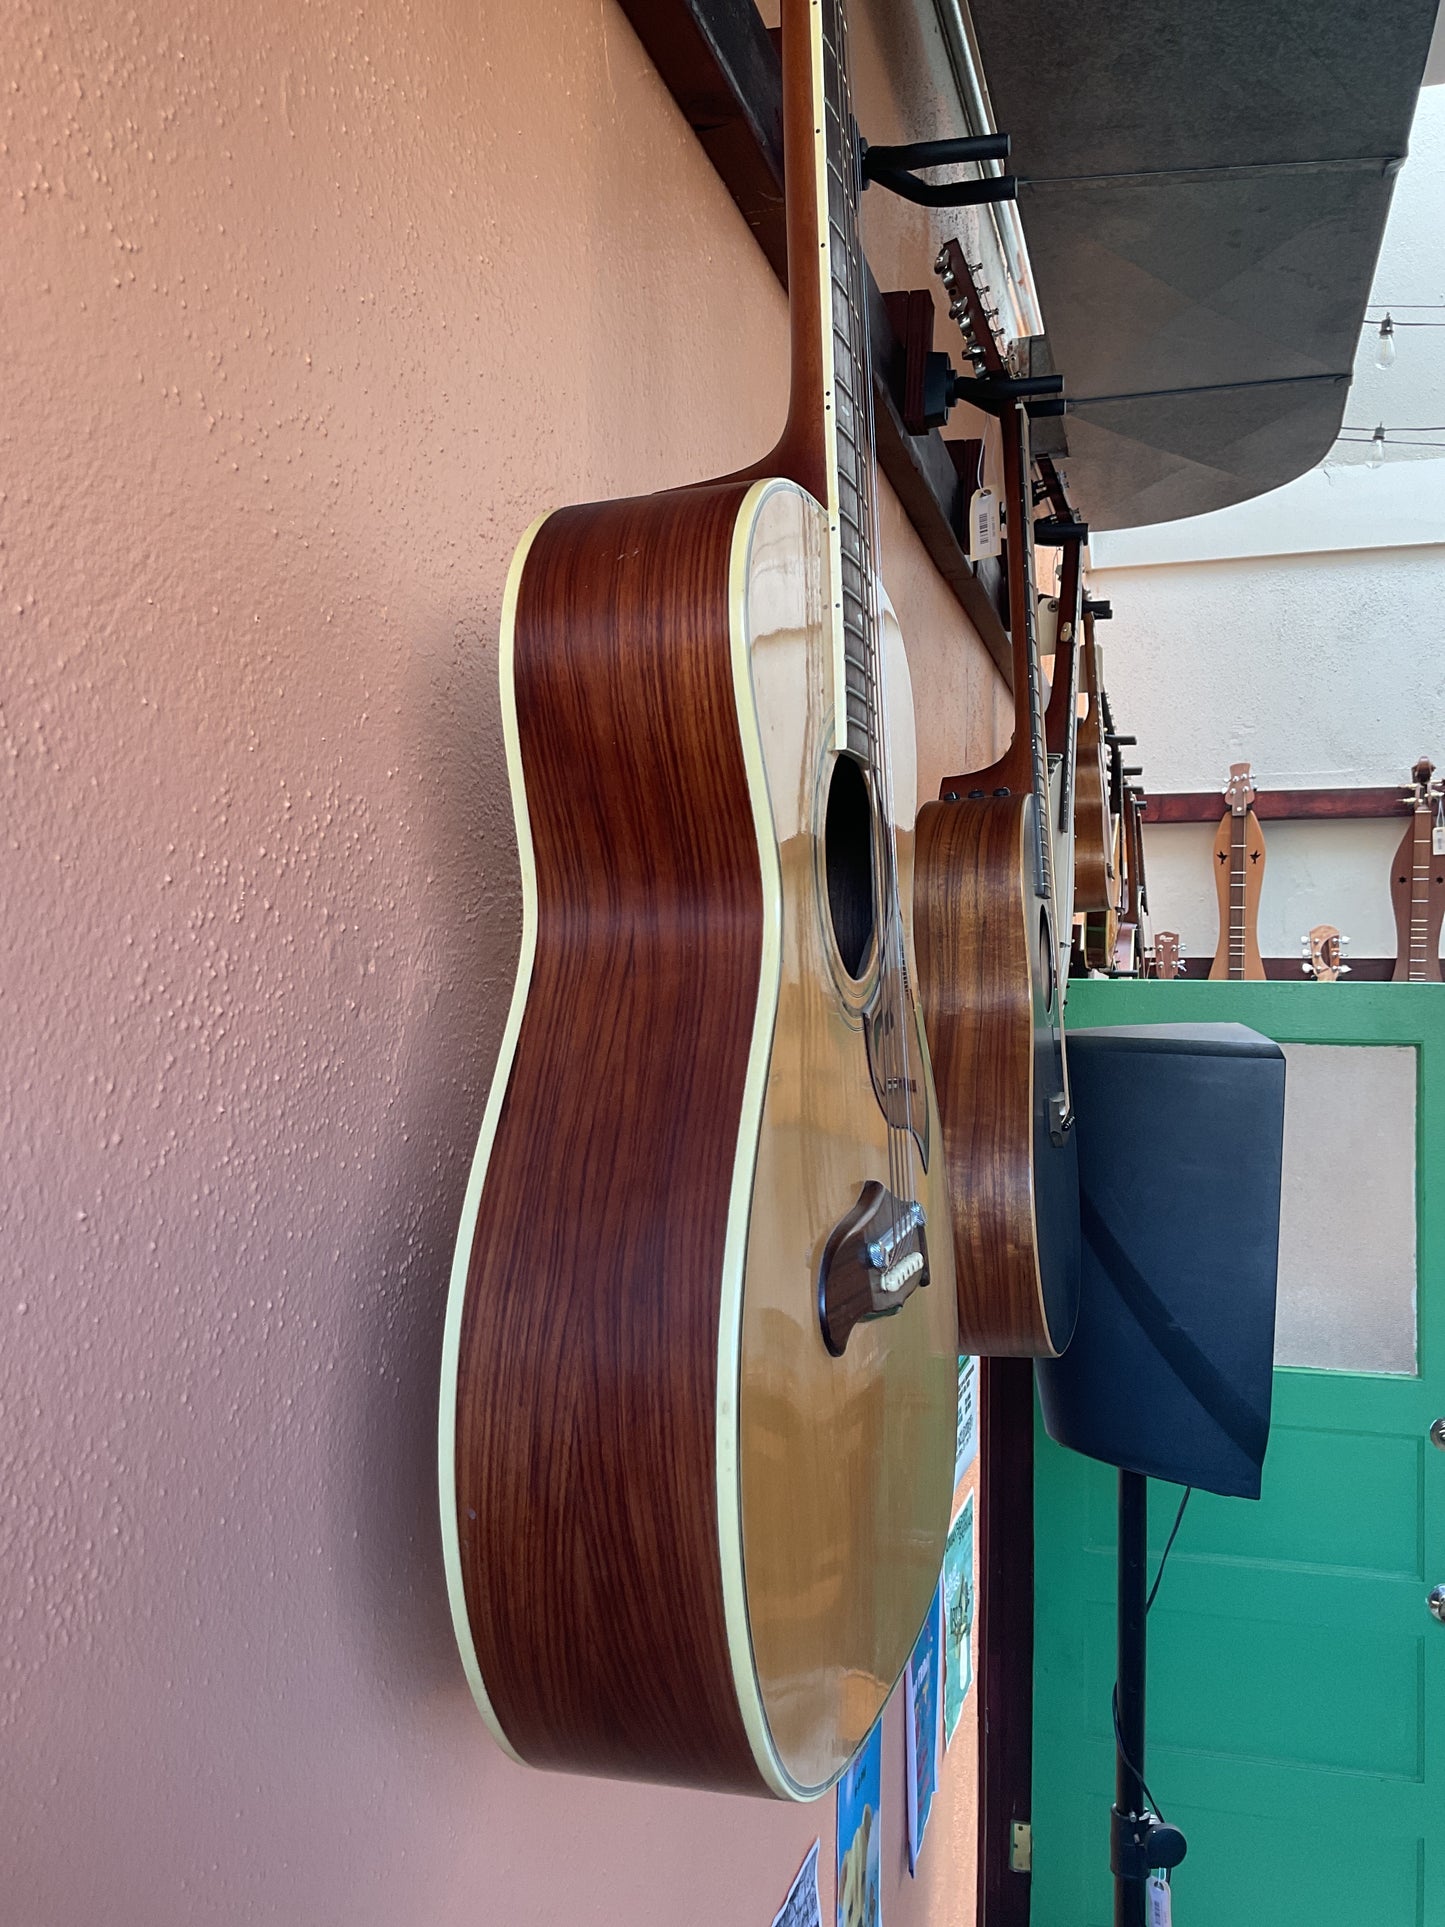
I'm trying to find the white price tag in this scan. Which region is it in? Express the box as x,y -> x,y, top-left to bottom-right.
967,487 -> 1001,560
1146,1874 -> 1173,1926
1433,823 -> 1445,856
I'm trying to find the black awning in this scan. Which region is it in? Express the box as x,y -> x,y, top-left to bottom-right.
968,0 -> 1440,528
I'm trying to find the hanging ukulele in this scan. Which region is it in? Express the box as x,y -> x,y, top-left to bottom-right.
440,0 -> 960,1800
1209,763 -> 1266,980
914,243 -> 1080,1358
1391,758 -> 1445,982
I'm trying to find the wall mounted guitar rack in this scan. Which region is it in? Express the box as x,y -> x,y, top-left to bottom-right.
860,132 -> 1019,207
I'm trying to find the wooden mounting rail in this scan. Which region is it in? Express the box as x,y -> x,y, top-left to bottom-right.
1149,786 -> 1409,824
615,0 -> 1013,683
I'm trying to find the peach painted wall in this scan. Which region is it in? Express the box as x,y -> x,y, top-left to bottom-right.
1,0 -> 1000,1920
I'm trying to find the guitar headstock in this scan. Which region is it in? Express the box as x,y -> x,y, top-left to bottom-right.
1223,762 -> 1256,815
1153,931 -> 1185,979
1301,924 -> 1350,981
934,239 -> 1009,380
1404,757 -> 1438,808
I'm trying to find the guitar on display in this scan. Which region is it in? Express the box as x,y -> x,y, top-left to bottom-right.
1209,762 -> 1266,980
440,0 -> 960,1799
1391,757 -> 1445,983
913,241 -> 1080,1359
1036,457 -> 1084,999
1073,605 -> 1116,967
1302,924 -> 1350,981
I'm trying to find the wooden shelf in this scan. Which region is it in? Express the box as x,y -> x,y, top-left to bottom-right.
1147,786 -> 1407,825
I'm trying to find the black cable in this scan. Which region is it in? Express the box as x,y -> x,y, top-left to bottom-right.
1112,1684 -> 1166,1820
1146,1487 -> 1193,1614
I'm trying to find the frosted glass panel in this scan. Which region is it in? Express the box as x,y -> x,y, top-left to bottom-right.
1275,1045 -> 1417,1375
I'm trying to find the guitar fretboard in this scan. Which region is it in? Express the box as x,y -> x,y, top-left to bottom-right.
1408,807 -> 1433,981
1228,809 -> 1249,980
820,0 -> 878,762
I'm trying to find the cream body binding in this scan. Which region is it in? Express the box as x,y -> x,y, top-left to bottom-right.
438,478 -> 959,1800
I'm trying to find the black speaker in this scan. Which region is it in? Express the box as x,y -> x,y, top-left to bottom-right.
1036,1023 -> 1286,1499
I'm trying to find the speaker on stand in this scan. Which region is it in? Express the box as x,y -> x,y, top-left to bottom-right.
1036,1024 -> 1287,1926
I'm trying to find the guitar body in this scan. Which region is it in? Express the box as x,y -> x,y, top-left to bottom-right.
441,476 -> 958,1799
1209,804 -> 1266,979
915,793 -> 1079,1357
1073,624 -> 1113,915
1074,718 -> 1113,911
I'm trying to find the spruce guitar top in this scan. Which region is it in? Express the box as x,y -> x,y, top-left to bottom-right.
1391,758 -> 1444,982
914,243 -> 1080,1358
440,0 -> 958,1800
1209,763 -> 1266,980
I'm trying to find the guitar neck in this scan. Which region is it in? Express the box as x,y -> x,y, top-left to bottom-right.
1001,405 -> 1052,899
1408,805 -> 1434,980
1228,808 -> 1250,978
773,0 -> 879,762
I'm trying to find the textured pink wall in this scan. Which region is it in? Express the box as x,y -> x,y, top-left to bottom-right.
1,0 -> 996,1920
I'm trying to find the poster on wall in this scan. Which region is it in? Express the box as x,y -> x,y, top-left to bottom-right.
771,1841 -> 822,1927
955,1355 -> 978,1487
836,1718 -> 882,1927
904,1583 -> 943,1873
942,1492 -> 976,1748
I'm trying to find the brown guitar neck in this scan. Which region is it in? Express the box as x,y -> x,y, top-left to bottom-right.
1393,793 -> 1445,982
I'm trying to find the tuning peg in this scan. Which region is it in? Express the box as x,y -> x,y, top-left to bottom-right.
1339,964 -> 1352,975
1302,961 -> 1314,976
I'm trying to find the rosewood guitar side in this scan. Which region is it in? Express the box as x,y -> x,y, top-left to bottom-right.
915,795 -> 1080,1355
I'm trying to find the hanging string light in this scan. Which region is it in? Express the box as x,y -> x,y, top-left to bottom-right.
1375,314 -> 1396,368
1369,424 -> 1386,469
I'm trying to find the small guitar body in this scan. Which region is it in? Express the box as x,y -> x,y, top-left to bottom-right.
1073,612 -> 1113,916
1209,762 -> 1266,980
442,0 -> 959,1800
915,789 -> 1079,1353
1391,758 -> 1445,982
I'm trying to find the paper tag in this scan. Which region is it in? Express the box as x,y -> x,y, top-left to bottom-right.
1146,1874 -> 1173,1927
967,487 -> 1001,560
1433,823 -> 1445,856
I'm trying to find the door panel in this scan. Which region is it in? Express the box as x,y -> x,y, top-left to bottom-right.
1033,983 -> 1445,1927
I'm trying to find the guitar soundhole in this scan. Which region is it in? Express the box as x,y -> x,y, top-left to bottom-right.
824,751 -> 876,981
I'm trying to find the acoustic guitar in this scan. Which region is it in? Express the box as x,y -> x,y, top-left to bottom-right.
1112,779 -> 1150,975
1391,757 -> 1445,982
1036,457 -> 1084,994
440,0 -> 958,1800
1302,924 -> 1350,981
1073,607 -> 1114,926
914,270 -> 1080,1357
1209,762 -> 1266,980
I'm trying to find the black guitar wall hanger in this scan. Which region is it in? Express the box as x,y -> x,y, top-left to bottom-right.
1034,515 -> 1089,546
861,134 -> 1018,208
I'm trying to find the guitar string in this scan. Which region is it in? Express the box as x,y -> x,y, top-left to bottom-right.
831,0 -> 918,1240
820,0 -> 907,1229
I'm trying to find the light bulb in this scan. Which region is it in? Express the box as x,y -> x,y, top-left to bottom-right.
1375,315 -> 1396,370
1369,424 -> 1386,469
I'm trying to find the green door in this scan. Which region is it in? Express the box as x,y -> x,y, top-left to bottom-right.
1033,982 -> 1445,1926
